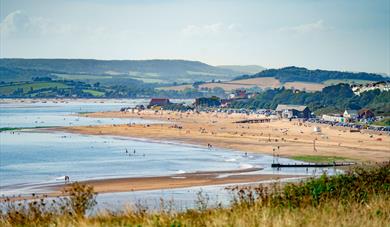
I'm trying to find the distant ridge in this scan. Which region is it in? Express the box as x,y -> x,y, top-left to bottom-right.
0,58 -> 242,84
217,65 -> 265,74
234,66 -> 385,83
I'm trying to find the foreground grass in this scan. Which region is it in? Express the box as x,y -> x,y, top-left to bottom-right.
292,155 -> 348,163
1,163 -> 389,227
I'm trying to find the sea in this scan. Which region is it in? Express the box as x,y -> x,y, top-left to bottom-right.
0,99 -> 341,211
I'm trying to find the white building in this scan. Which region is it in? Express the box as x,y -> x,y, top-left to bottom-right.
322,114 -> 345,123
351,81 -> 390,95
343,109 -> 358,119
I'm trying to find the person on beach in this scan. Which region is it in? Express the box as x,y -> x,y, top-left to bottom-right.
64,176 -> 70,184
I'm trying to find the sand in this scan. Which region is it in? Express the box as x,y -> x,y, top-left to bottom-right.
59,110 -> 390,163
53,168 -> 299,194
2,169 -> 299,201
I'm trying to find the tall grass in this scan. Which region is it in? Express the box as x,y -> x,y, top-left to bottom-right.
1,163 -> 389,226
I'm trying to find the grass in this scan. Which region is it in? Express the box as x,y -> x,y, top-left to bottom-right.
0,127 -> 20,132
1,163 -> 389,226
372,118 -> 390,126
291,155 -> 348,163
0,126 -> 56,132
82,89 -> 105,97
0,82 -> 69,95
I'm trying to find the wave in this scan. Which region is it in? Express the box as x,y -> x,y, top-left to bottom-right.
224,158 -> 237,162
55,176 -> 67,181
175,170 -> 186,174
239,163 -> 254,169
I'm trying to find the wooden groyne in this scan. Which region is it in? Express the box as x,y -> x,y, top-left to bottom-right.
271,162 -> 356,168
234,119 -> 271,124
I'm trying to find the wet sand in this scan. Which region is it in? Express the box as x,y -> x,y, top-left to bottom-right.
60,110 -> 390,162
54,168 -> 300,194
3,168 -> 300,201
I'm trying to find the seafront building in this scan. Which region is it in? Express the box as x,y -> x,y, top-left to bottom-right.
275,104 -> 311,119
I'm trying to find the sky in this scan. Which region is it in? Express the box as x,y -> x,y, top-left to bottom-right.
0,0 -> 389,74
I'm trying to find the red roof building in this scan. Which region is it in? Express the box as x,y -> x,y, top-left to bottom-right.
148,98 -> 170,108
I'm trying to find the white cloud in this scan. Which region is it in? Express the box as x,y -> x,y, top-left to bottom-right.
0,10 -> 55,37
181,23 -> 241,37
0,10 -> 136,41
279,20 -> 330,34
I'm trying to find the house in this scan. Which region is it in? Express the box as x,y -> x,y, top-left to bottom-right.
147,98 -> 170,108
275,104 -> 311,119
343,110 -> 358,119
351,81 -> 390,95
358,109 -> 375,120
229,89 -> 248,99
343,109 -> 359,122
322,114 -> 345,123
220,99 -> 233,108
195,96 -> 221,107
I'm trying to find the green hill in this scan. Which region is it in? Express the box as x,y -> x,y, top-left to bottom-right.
235,66 -> 385,83
0,59 -> 240,85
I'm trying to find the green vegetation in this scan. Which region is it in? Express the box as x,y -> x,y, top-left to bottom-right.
0,126 -> 56,132
372,118 -> 390,126
323,79 -> 378,86
0,77 -> 227,99
82,89 -> 105,97
230,83 -> 390,115
292,155 -> 347,163
236,66 -> 385,83
0,58 -> 240,84
0,127 -> 20,132
1,163 -> 389,226
0,82 -> 69,95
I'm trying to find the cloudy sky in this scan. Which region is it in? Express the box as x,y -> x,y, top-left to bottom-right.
0,0 -> 389,74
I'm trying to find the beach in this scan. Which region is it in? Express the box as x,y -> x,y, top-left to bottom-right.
61,110 -> 390,163
54,168 -> 299,194
2,168 -> 299,201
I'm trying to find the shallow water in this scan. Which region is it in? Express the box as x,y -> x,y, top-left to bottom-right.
0,100 -> 342,210
0,99 -> 166,128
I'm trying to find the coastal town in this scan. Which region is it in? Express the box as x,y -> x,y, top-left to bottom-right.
120,82 -> 390,134
1,1 -> 389,226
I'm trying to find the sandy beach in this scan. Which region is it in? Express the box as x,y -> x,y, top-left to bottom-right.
3,168 -> 299,201
54,168 -> 299,194
60,110 -> 390,163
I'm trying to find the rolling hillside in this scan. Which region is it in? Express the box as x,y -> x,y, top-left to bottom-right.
159,77 -> 283,91
160,66 -> 386,92
217,65 -> 265,74
0,59 -> 241,84
236,66 -> 385,83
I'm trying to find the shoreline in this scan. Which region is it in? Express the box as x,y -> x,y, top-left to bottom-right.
2,168 -> 301,201
58,110 -> 390,162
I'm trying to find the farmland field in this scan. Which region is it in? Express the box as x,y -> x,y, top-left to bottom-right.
0,82 -> 69,95
158,77 -> 328,92
284,82 -> 325,91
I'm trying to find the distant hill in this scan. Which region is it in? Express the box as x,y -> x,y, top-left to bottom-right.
0,59 -> 241,85
160,66 -> 386,92
235,66 -> 385,83
217,65 -> 265,74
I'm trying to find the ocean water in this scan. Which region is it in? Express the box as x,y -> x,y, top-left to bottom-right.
0,100 -> 341,210
0,99 -> 166,128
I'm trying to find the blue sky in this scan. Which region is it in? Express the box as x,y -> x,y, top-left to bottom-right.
0,0 -> 389,74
